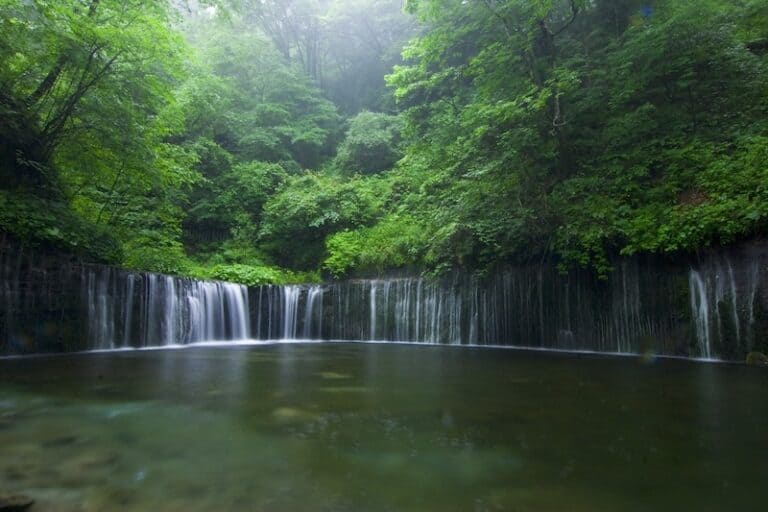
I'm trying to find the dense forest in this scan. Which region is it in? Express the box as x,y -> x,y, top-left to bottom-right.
1,0 -> 766,284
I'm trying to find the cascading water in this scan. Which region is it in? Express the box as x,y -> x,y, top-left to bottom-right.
683,254 -> 764,359
83,266 -> 250,349
689,270 -> 712,358
303,286 -> 323,339
370,281 -> 377,340
2,241 -> 768,359
248,250 -> 766,360
281,286 -> 301,339
79,253 -> 763,359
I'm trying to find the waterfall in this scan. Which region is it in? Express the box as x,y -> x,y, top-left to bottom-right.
2,241 -> 767,360
86,268 -> 114,350
370,281 -> 378,340
80,258 -> 758,359
83,267 -> 251,348
123,275 -> 135,347
251,273 -> 644,349
78,255 -> 762,359
689,270 -> 711,359
683,253 -> 764,359
303,286 -> 323,339
281,286 -> 301,339
246,253 -> 764,360
224,282 -> 250,340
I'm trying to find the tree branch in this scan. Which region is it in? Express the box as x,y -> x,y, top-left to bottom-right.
552,0 -> 580,38
41,51 -> 121,155
481,0 -> 513,40
26,0 -> 102,105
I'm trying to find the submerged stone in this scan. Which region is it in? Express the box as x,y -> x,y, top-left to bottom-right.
746,351 -> 768,366
41,435 -> 79,448
85,487 -> 134,510
2,467 -> 26,483
272,407 -> 316,423
66,452 -> 119,472
319,386 -> 369,394
318,371 -> 352,380
0,493 -> 34,512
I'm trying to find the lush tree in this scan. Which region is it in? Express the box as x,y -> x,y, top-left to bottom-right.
324,213 -> 426,276
0,0 -> 195,265
380,0 -> 768,274
0,0 -> 188,186
175,16 -> 343,269
335,111 -> 404,174
241,0 -> 416,113
320,0 -> 417,113
3,0 -> 767,284
259,173 -> 391,269
189,20 -> 342,168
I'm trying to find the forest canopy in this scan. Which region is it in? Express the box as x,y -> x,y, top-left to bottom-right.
1,0 -> 766,282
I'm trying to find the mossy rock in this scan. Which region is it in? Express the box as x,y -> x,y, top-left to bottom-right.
746,352 -> 768,366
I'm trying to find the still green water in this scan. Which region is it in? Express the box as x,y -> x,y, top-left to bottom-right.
0,343 -> 766,512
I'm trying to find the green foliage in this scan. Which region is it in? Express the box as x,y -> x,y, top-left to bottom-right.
191,21 -> 342,168
324,214 -> 426,277
0,191 -> 121,263
0,0 -> 189,189
381,0 -> 768,274
335,112 -> 404,174
222,162 -> 289,221
0,0 -> 202,271
183,235 -> 320,285
621,136 -> 768,255
3,0 -> 767,283
122,236 -> 192,276
198,263 -> 319,286
175,16 -> 345,272
207,264 -> 283,286
240,0 -> 416,113
183,159 -> 289,250
259,173 -> 392,269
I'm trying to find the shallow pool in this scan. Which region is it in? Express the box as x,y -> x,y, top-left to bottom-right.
1,343 -> 766,511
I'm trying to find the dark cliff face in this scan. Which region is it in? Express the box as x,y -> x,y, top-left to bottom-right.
0,243 -> 89,354
3,241 -> 768,360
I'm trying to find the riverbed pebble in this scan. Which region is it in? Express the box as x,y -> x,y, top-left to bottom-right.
0,493 -> 34,512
